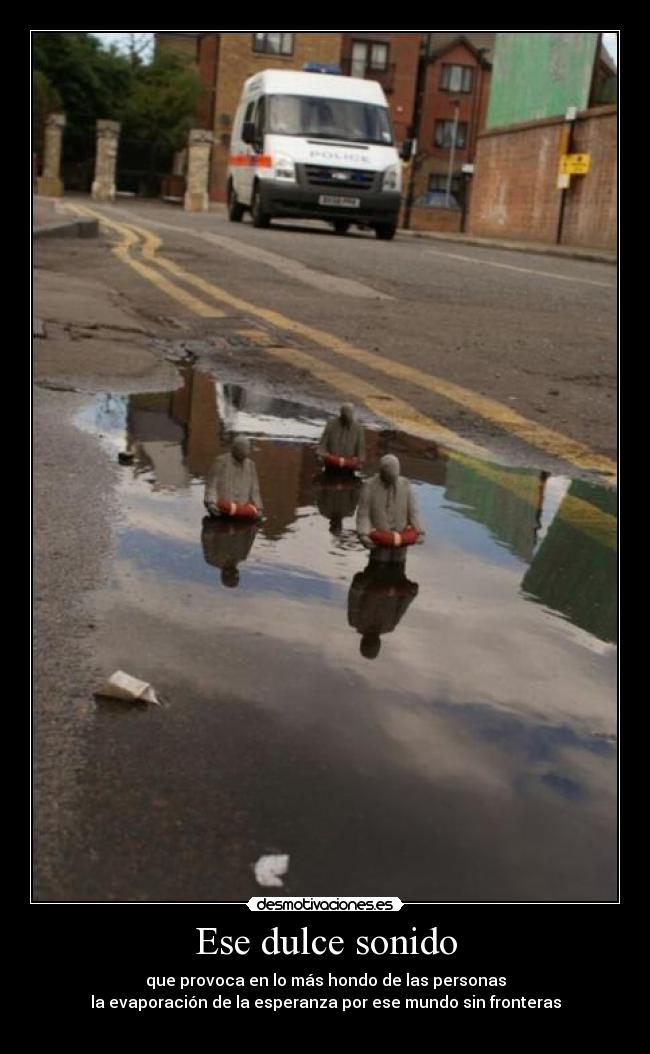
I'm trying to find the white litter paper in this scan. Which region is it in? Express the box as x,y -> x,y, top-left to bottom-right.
254,854 -> 290,888
95,670 -> 162,706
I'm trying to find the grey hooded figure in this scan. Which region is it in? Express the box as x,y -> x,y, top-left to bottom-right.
356,454 -> 425,549
204,436 -> 263,517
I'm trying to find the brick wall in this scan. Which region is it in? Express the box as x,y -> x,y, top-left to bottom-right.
196,33 -> 219,130
468,116 -> 563,242
387,33 -> 421,142
562,107 -> 616,249
340,32 -> 421,144
402,205 -> 462,233
210,32 -> 344,201
468,105 -> 616,249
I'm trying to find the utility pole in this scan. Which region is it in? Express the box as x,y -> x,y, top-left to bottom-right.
556,107 -> 576,244
557,34 -> 601,245
445,100 -> 460,207
403,32 -> 432,230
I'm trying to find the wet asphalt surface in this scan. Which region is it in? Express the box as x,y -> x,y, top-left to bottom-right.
33,210 -> 617,902
34,368 -> 615,902
46,198 -> 617,465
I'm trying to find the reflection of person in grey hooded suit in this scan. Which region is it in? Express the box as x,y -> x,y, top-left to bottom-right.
348,557 -> 419,659
314,475 -> 362,535
201,517 -> 258,589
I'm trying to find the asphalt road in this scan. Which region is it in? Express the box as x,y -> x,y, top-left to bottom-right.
61,197 -> 617,476
33,199 -> 617,903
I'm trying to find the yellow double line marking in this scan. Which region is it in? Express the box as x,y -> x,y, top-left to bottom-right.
68,204 -> 225,319
448,452 -> 616,549
70,204 -> 617,490
70,203 -> 487,457
234,329 -> 487,459
67,202 -> 617,549
236,326 -> 615,549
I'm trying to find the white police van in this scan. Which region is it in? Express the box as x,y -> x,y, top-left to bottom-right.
227,66 -> 408,239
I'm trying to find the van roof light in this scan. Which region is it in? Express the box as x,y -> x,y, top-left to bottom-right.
303,62 -> 342,75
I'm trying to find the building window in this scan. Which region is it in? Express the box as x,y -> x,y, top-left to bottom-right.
429,174 -> 462,193
440,64 -> 473,93
422,173 -> 464,209
434,120 -> 468,149
252,32 -> 294,56
351,40 -> 389,77
370,43 -> 388,70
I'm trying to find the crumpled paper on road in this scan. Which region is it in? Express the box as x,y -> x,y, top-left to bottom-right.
94,670 -> 162,706
254,854 -> 290,888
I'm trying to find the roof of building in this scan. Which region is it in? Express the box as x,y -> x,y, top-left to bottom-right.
154,31 -> 201,36
599,42 -> 617,77
428,32 -> 496,63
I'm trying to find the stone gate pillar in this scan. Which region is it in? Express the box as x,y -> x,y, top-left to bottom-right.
184,129 -> 213,212
91,120 -> 120,202
37,113 -> 66,197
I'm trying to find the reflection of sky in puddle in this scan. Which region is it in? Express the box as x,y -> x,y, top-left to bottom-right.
78,372 -> 617,651
120,527 -> 342,603
74,369 -> 617,899
216,383 -> 327,442
78,371 -> 617,716
422,485 -> 523,570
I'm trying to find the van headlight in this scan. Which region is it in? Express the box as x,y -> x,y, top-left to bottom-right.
274,155 -> 296,182
382,165 -> 401,192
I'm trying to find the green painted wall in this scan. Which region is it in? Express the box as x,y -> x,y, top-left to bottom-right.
487,32 -> 600,128
522,480 -> 617,644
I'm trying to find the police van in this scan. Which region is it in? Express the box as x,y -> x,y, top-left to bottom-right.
227,67 -> 409,240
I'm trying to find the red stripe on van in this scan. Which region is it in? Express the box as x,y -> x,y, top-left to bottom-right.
229,155 -> 273,168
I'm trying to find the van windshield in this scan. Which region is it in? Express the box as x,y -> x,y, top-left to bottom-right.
266,94 -> 393,146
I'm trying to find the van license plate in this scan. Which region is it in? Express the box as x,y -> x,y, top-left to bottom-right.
318,195 -> 360,208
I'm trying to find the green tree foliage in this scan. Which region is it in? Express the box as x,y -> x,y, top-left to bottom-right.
32,32 -> 133,160
120,51 -> 203,151
32,32 -> 202,165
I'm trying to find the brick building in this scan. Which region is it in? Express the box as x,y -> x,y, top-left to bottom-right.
591,45 -> 617,105
407,34 -> 494,229
147,31 -> 615,246
464,33 -> 617,250
207,33 -> 343,201
155,31 -> 423,202
339,33 -> 421,143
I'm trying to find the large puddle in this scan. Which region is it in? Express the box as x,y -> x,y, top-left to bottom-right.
73,366 -> 617,902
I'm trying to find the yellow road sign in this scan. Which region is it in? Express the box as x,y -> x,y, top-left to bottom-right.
560,153 -> 591,175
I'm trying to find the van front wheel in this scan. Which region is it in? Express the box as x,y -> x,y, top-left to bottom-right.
228,183 -> 245,222
375,222 -> 397,241
251,184 -> 271,229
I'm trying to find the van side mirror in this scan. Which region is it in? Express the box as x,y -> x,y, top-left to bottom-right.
401,139 -> 414,162
242,121 -> 255,145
